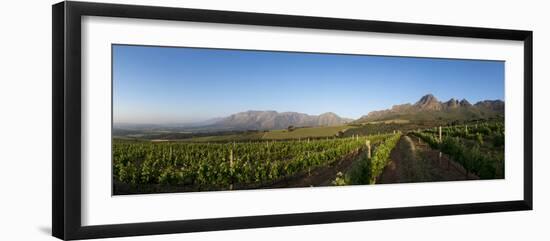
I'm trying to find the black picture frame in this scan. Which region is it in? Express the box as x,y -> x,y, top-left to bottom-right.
52,1 -> 533,240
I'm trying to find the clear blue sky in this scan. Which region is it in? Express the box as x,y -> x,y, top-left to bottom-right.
113,44 -> 504,124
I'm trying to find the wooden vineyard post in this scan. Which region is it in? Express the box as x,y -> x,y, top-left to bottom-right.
366,140 -> 371,159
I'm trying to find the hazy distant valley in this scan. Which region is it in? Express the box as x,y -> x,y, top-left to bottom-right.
114,94 -> 504,141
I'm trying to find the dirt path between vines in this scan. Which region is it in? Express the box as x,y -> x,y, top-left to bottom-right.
378,134 -> 478,184
268,149 -> 364,188
115,148 -> 366,194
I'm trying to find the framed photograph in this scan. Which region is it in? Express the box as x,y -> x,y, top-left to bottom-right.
52,1 -> 533,240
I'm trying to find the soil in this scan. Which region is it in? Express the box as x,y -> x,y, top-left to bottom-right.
113,149 -> 365,195
378,134 -> 478,184
268,149 -> 364,188
113,134 -> 479,195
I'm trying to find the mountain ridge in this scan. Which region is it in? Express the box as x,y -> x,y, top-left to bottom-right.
114,94 -> 504,132
211,110 -> 353,130
356,94 -> 504,123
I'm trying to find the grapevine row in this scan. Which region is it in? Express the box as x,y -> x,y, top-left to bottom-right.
344,132 -> 402,185
113,134 -> 394,190
411,129 -> 504,179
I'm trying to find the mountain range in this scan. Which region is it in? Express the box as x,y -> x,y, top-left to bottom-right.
208,111 -> 353,130
355,94 -> 504,123
114,94 -> 504,132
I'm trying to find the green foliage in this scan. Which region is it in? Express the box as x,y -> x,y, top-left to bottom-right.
262,125 -> 354,140
348,155 -> 372,185
348,133 -> 401,184
332,172 -> 348,186
412,131 -> 439,149
369,133 -> 401,184
438,136 -> 502,179
411,120 -> 504,179
476,133 -> 484,145
113,134 -> 394,190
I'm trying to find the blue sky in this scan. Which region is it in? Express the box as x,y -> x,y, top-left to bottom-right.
113,44 -> 504,124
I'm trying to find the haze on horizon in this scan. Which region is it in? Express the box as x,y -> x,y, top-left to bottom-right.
113,45 -> 505,125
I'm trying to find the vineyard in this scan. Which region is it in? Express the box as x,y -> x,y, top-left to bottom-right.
113,133 -> 400,193
112,119 -> 504,194
411,121 -> 504,179
331,133 -> 401,185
